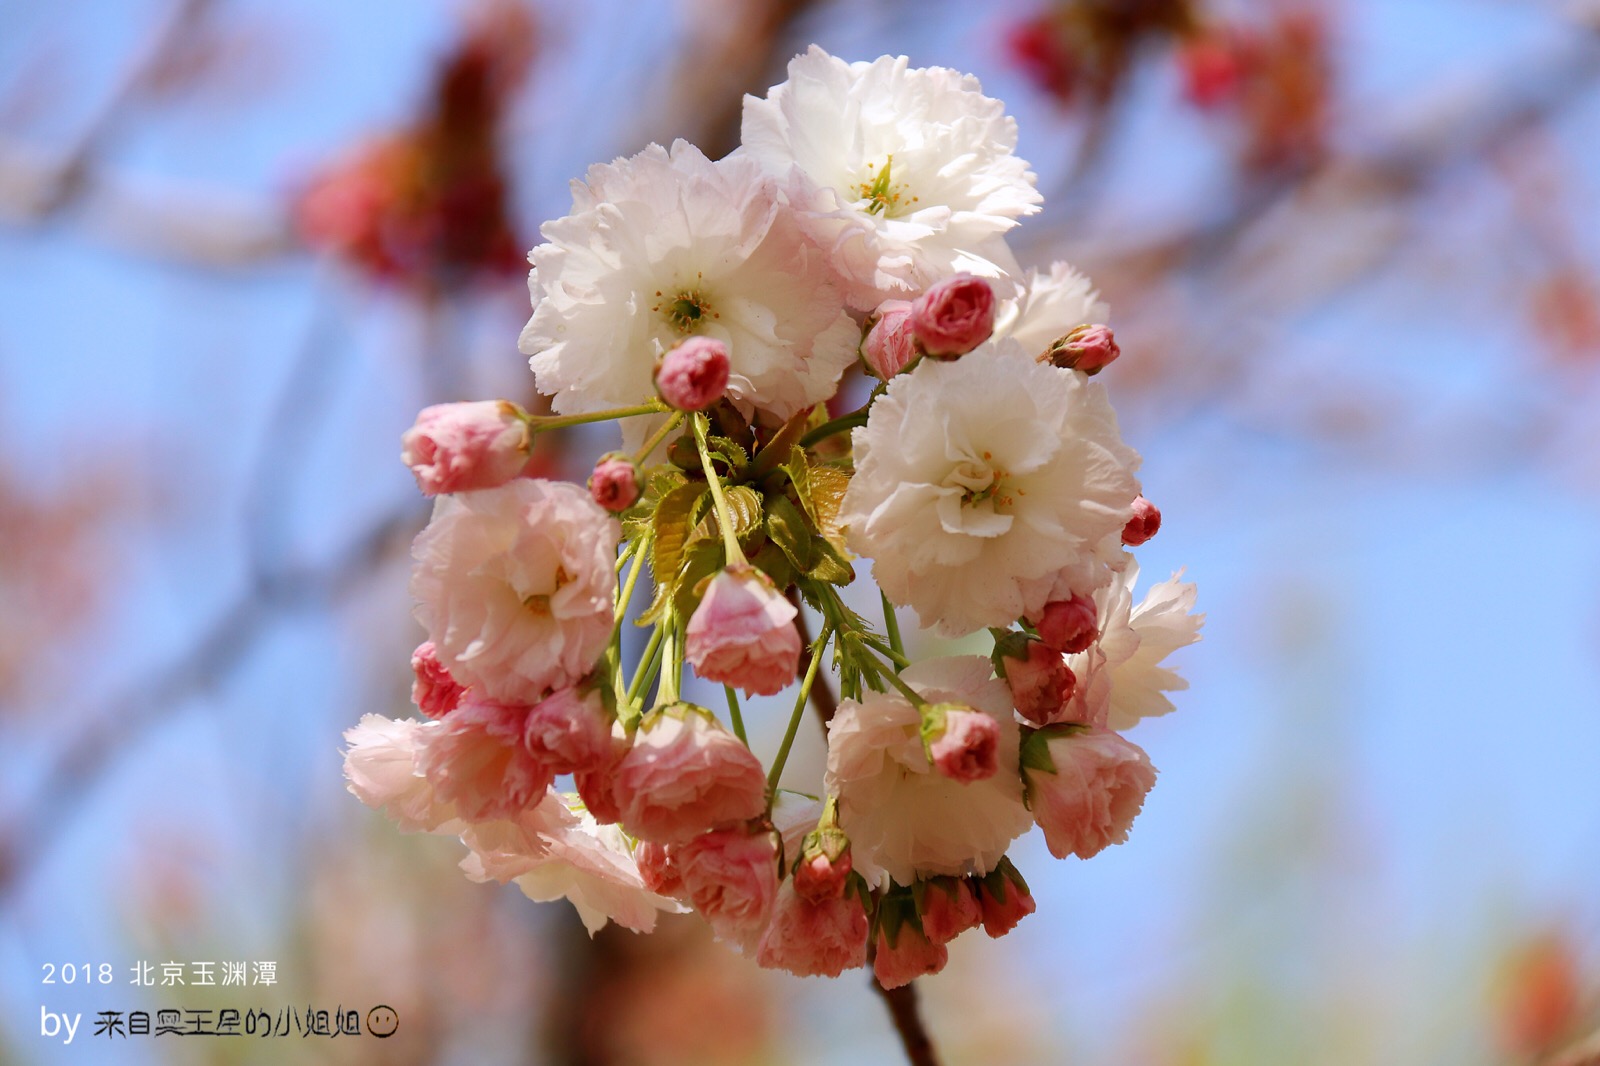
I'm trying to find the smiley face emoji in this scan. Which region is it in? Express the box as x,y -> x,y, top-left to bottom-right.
366,1005 -> 399,1038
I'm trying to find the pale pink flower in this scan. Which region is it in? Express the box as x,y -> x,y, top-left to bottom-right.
825,656 -> 1031,886
635,841 -> 686,898
411,478 -> 618,705
1036,593 -> 1099,655
462,793 -> 685,934
756,881 -> 869,977
1122,494 -> 1161,546
912,275 -> 995,357
976,860 -> 1035,937
574,722 -> 630,825
410,641 -> 465,719
684,566 -> 802,697
1023,727 -> 1157,859
873,921 -> 948,990
614,705 -> 767,844
415,697 -> 551,822
927,707 -> 1000,782
401,401 -> 529,495
678,825 -> 780,952
995,635 -> 1075,725
655,336 -> 730,411
342,714 -> 457,832
862,300 -> 917,379
918,876 -> 981,945
588,454 -> 640,513
523,685 -> 613,775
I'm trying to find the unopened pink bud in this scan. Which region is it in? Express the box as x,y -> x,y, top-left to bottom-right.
976,860 -> 1035,938
655,336 -> 730,411
926,707 -> 1000,783
918,877 -> 981,945
1037,594 -> 1098,655
793,828 -> 852,902
410,641 -> 466,718
588,454 -> 640,513
400,400 -> 530,495
912,274 -> 996,358
1001,637 -> 1076,726
1041,323 -> 1120,374
861,300 -> 917,379
1122,495 -> 1161,546
873,922 -> 948,990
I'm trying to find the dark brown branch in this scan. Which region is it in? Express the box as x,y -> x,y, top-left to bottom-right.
870,975 -> 941,1066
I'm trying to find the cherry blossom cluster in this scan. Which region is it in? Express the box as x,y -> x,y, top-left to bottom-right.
345,46 -> 1202,989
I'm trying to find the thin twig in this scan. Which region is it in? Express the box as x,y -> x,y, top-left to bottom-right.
870,974 -> 941,1066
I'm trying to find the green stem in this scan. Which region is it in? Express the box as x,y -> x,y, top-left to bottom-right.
658,621 -> 681,705
524,400 -> 667,434
626,626 -> 666,708
633,410 -> 685,464
691,412 -> 748,566
724,685 -> 748,746
797,410 -> 869,449
768,624 -> 833,793
613,537 -> 649,635
881,590 -> 905,663
856,642 -> 928,710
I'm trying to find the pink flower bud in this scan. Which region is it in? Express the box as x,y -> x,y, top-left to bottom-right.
1179,34 -> 1248,109
1041,324 -> 1120,374
1122,495 -> 1161,546
976,859 -> 1035,938
635,840 -> 685,898
678,825 -> 780,952
757,881 -> 869,977
410,641 -> 466,719
917,877 -> 981,946
1023,727 -> 1157,860
873,920 -> 949,990
685,566 -> 802,698
998,636 -> 1076,726
925,706 -> 1000,783
655,336 -> 730,411
793,827 -> 852,903
1037,593 -> 1098,655
613,704 -> 767,844
522,685 -> 613,775
588,454 -> 640,513
400,400 -> 529,495
861,300 -> 918,379
911,274 -> 996,358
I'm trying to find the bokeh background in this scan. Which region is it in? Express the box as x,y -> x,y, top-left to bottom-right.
2,0 -> 1599,1063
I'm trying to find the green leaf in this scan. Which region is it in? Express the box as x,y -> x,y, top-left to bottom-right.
807,538 -> 855,584
765,494 -> 814,571
808,463 -> 851,551
639,482 -> 705,625
686,484 -> 763,550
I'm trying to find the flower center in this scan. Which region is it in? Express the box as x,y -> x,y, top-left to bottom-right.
856,155 -> 920,218
521,565 -> 572,616
946,451 -> 1015,509
652,273 -> 721,335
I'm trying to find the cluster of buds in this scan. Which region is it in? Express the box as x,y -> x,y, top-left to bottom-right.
347,47 -> 1202,995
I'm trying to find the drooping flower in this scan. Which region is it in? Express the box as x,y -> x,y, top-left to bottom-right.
684,566 -> 802,697
740,47 -> 1041,310
414,697 -> 551,822
1022,727 -> 1157,860
410,479 -> 618,705
975,858 -> 1035,937
677,824 -> 780,952
873,907 -> 948,989
613,704 -> 767,844
519,140 -> 858,420
917,876 -> 982,945
825,657 -> 1031,886
400,401 -> 530,496
522,684 -> 613,775
756,880 -> 870,977
840,340 -> 1141,636
925,705 -> 1001,782
342,714 -> 458,832
793,827 -> 853,902
993,633 -> 1075,725
461,793 -> 685,934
